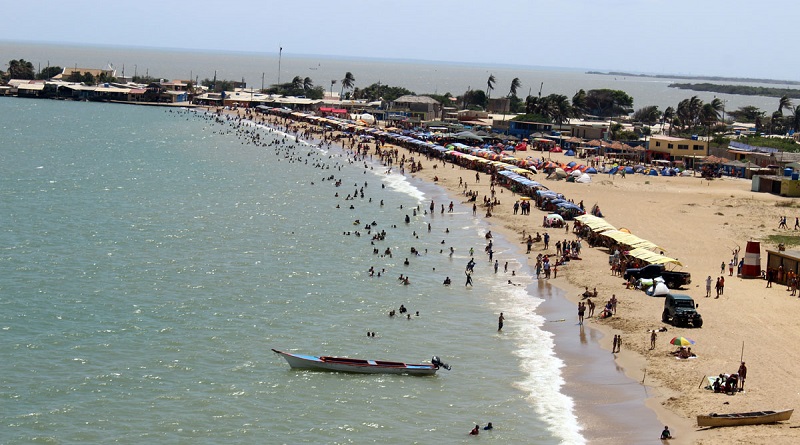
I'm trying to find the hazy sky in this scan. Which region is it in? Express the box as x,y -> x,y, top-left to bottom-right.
2,0 -> 797,80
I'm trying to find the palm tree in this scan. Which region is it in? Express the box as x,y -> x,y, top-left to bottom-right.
778,95 -> 792,115
486,74 -> 496,101
662,106 -> 675,135
508,77 -> 521,98
791,105 -> 800,133
303,77 -> 314,93
340,72 -> 355,98
571,89 -> 587,119
291,76 -> 303,91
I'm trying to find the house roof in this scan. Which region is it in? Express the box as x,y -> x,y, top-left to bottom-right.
393,95 -> 439,104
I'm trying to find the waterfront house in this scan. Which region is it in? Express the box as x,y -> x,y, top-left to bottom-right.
647,135 -> 708,167
390,95 -> 442,122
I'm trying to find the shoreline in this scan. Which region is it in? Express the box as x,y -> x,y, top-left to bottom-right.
229,107 -> 800,444
232,107 -> 674,443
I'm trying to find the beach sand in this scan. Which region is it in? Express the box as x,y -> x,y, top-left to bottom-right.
239,109 -> 800,444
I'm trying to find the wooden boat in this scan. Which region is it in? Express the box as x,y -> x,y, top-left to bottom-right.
697,409 -> 793,427
271,349 -> 449,376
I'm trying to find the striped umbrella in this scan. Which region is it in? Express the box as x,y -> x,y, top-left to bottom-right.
670,337 -> 695,346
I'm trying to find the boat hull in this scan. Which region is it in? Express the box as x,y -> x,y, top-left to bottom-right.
272,349 -> 438,376
697,409 -> 793,427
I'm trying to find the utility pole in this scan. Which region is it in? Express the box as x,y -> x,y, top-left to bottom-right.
277,46 -> 282,86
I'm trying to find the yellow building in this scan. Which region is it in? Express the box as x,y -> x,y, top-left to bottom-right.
648,135 -> 708,165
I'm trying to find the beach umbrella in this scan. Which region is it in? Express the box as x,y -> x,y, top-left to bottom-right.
670,337 -> 695,346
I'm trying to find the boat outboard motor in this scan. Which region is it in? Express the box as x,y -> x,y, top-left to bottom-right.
431,356 -> 451,370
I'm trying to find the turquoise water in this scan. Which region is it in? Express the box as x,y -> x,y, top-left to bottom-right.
0,98 -> 581,444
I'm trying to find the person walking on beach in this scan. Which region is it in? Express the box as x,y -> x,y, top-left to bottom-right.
715,277 -> 721,298
719,276 -> 725,295
465,270 -> 473,287
612,335 -> 618,353
729,259 -> 735,276
650,330 -> 657,350
795,217 -> 799,230
494,260 -> 499,273
578,302 -> 585,325
705,275 -> 712,297
779,216 -> 788,229
615,335 -> 622,353
586,298 -> 595,318
720,261 -> 725,274
498,312 -> 504,331
543,233 -> 550,250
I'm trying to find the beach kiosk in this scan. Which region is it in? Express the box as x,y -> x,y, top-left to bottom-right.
765,249 -> 800,285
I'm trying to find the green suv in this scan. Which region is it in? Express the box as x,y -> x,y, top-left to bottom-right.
662,294 -> 703,327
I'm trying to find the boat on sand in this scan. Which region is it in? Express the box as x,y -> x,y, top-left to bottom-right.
697,409 -> 793,427
272,349 -> 450,376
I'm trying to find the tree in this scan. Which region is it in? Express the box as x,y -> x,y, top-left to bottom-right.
633,105 -> 661,125
662,106 -> 675,135
508,77 -> 521,98
540,94 -> 572,126
728,106 -> 765,123
778,95 -> 792,116
353,82 -> 414,102
571,89 -> 587,118
585,89 -> 633,117
340,72 -> 355,98
791,105 -> 800,133
5,59 -> 35,80
463,89 -> 488,109
36,66 -> 62,80
291,76 -> 303,91
303,77 -> 314,93
486,74 -> 496,101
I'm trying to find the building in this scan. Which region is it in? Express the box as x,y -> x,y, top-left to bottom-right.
648,135 -> 708,166
53,67 -> 116,81
506,119 -> 553,140
390,95 -> 442,122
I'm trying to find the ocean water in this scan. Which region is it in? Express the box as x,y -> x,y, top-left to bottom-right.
1,40 -> 788,113
0,98 -> 582,444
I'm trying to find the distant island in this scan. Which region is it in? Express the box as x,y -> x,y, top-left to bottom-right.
586,71 -> 800,86
667,83 -> 800,99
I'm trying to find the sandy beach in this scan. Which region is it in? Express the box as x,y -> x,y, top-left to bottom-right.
239,108 -> 800,444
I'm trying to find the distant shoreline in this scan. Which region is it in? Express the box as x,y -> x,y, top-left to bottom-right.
587,71 -> 800,86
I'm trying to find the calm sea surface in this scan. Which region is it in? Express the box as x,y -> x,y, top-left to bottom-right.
1,41 -> 791,113
0,98 -> 582,444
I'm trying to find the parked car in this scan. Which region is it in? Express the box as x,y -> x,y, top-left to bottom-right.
624,264 -> 691,289
662,293 -> 703,327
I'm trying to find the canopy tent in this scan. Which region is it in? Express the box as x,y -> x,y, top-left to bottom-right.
627,247 -> 682,266
574,214 -> 616,233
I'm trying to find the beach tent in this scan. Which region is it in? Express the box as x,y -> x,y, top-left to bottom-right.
624,166 -> 634,174
585,167 -> 598,174
565,150 -> 575,156
550,146 -> 562,153
647,169 -> 659,176
609,166 -> 619,175
646,280 -> 670,296
552,168 -> 567,179
571,169 -> 582,177
567,161 -> 577,168
576,173 -> 592,183
545,214 -> 564,224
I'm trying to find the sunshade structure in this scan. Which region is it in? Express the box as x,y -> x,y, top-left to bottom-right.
602,230 -> 662,251
573,215 -> 616,233
627,248 -> 682,266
